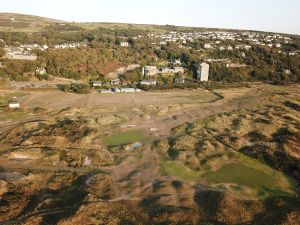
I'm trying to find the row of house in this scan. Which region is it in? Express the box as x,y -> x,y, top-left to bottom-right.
150,30 -> 292,47
91,61 -> 210,89
2,42 -> 86,61
54,42 -> 86,49
3,48 -> 37,61
142,66 -> 184,76
92,79 -> 157,87
147,30 -> 297,56
99,88 -> 142,94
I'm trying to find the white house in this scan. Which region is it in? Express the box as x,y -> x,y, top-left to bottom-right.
204,43 -> 212,49
140,80 -> 157,86
120,88 -> 136,93
142,66 -> 184,76
35,67 -> 47,75
99,89 -> 114,94
110,79 -> 121,85
91,81 -> 103,87
120,42 -> 130,47
8,100 -> 20,108
142,66 -> 158,76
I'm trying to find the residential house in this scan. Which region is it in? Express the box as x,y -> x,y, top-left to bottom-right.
120,42 -> 130,47
110,79 -> 121,85
91,81 -> 103,87
120,88 -> 136,93
8,100 -> 20,108
35,67 -> 47,75
99,89 -> 114,94
142,66 -> 158,76
140,80 -> 157,86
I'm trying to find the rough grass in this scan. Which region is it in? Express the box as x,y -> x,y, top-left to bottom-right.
0,110 -> 26,121
102,130 -> 145,147
166,91 -> 220,103
0,92 -> 26,106
160,161 -> 200,181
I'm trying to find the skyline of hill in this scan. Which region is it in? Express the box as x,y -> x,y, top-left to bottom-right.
0,12 -> 298,36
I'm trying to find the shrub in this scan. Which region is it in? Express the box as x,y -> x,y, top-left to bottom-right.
168,147 -> 179,160
57,84 -> 71,92
70,83 -> 91,94
248,130 -> 267,142
57,83 -> 91,94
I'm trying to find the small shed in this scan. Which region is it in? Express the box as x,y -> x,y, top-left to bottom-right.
8,100 -> 20,108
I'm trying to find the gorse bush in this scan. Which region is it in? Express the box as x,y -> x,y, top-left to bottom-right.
57,83 -> 91,94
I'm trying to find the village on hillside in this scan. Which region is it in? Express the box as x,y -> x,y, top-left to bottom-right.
1,29 -> 299,96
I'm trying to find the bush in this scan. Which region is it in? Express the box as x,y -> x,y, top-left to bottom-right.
70,83 -> 91,94
36,73 -> 50,81
57,83 -> 91,94
248,130 -> 267,142
168,147 -> 179,160
57,84 -> 71,92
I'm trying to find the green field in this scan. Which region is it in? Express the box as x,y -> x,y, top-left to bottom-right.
205,163 -> 276,188
204,162 -> 296,199
159,152 -> 296,199
160,161 -> 200,181
102,130 -> 145,147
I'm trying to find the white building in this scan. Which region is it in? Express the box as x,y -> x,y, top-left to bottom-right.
99,89 -> 114,94
4,51 -> 37,61
8,100 -> 20,108
204,43 -> 212,49
142,66 -> 184,76
120,88 -> 136,93
140,80 -> 157,86
35,67 -> 47,75
142,66 -> 158,76
120,42 -> 130,47
91,81 -> 103,87
197,62 -> 210,81
110,79 -> 121,85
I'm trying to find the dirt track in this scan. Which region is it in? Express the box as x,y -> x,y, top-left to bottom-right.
130,88 -> 264,137
0,87 -> 263,139
10,89 -> 219,110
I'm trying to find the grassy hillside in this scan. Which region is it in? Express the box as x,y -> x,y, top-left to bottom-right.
1,12 -> 292,35
0,13 -> 214,33
0,13 -> 65,32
